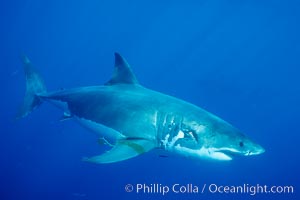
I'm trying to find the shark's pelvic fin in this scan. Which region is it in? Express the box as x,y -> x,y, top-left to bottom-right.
105,53 -> 139,85
83,138 -> 155,164
16,55 -> 47,118
59,112 -> 72,122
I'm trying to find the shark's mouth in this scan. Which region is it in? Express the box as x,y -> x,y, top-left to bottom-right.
173,145 -> 241,161
213,148 -> 241,160
207,148 -> 240,161
214,148 -> 259,159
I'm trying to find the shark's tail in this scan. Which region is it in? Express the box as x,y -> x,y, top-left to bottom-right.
16,55 -> 47,118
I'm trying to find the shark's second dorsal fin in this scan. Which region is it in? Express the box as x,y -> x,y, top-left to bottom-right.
105,53 -> 139,85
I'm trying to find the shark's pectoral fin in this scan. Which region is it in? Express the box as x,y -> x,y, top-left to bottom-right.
83,138 -> 155,164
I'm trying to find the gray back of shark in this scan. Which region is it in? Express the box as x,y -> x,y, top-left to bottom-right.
18,53 -> 265,163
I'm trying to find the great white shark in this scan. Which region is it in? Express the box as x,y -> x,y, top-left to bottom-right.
18,53 -> 265,163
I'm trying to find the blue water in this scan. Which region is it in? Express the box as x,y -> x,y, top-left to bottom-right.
1,0 -> 299,199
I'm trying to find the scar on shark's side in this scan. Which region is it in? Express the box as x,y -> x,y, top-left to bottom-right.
17,53 -> 265,164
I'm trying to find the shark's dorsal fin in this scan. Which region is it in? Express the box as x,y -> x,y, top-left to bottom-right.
105,53 -> 139,85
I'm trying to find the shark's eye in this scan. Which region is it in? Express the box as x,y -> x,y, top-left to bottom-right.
239,141 -> 244,147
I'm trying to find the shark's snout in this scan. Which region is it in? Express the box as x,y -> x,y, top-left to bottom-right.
247,144 -> 265,156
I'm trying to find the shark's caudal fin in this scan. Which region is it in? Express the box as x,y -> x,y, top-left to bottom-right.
16,55 -> 47,118
105,53 -> 139,85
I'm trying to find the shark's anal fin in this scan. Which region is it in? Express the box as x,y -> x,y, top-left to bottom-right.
105,53 -> 139,85
83,138 -> 155,164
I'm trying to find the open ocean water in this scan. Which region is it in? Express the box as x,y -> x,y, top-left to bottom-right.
1,0 -> 299,200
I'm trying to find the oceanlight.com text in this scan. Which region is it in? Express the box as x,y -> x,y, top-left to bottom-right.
124,183 -> 294,196
208,183 -> 294,196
